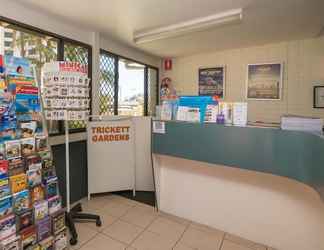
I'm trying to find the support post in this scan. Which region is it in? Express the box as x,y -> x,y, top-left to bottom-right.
65,120 -> 70,212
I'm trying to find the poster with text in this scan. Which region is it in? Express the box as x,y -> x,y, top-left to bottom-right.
199,67 -> 225,98
247,63 -> 282,100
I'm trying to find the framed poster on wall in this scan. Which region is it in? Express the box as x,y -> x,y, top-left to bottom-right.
199,67 -> 225,98
313,86 -> 324,108
246,63 -> 283,100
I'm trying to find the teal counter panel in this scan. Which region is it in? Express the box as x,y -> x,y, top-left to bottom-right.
152,121 -> 324,198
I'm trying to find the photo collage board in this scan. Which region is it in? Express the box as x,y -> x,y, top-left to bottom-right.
0,55 -> 67,250
42,62 -> 90,121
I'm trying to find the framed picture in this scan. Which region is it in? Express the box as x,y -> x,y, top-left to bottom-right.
313,86 -> 324,108
199,67 -> 225,98
246,63 -> 283,100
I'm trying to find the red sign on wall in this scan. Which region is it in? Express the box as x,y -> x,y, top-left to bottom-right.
164,59 -> 172,71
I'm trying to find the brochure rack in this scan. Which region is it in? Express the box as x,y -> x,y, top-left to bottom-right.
0,55 -> 67,250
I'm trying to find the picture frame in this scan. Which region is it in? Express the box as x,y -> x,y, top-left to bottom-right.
198,66 -> 225,98
246,63 -> 283,100
313,86 -> 324,108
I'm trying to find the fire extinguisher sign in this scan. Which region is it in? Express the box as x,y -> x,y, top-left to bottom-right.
164,59 -> 172,71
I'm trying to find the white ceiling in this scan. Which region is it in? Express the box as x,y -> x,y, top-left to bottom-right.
14,0 -> 324,58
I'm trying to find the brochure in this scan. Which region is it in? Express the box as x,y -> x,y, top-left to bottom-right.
30,185 -> 45,204
34,200 -> 48,221
54,229 -> 67,250
17,209 -> 33,232
21,137 -> 36,156
0,195 -> 12,218
0,159 -> 9,178
9,173 -> 27,193
12,189 -> 30,214
0,178 -> 10,198
0,234 -> 20,250
21,225 -> 37,249
27,163 -> 42,187
5,140 -> 21,159
51,210 -> 65,235
0,214 -> 16,240
4,56 -> 33,78
36,216 -> 51,242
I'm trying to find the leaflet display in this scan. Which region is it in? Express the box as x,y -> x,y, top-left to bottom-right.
0,55 -> 67,249
42,62 -> 90,121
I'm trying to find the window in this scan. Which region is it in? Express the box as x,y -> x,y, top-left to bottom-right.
0,17 -> 92,135
4,32 -> 13,38
98,49 -> 159,116
64,42 -> 91,131
118,59 -> 145,116
99,52 -> 117,116
4,41 -> 12,47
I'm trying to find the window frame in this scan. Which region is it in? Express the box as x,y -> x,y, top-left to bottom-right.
0,15 -> 93,135
100,49 -> 159,116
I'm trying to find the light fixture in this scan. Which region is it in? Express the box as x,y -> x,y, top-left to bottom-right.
134,8 -> 243,44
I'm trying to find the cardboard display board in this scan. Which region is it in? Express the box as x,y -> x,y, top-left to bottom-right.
87,117 -> 136,196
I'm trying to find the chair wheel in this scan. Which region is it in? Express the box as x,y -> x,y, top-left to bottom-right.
70,238 -> 78,245
96,219 -> 102,227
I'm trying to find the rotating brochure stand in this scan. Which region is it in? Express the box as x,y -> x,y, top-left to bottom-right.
42,62 -> 101,246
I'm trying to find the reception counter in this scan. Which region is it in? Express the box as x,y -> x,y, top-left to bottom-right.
152,121 -> 324,250
152,121 -> 324,198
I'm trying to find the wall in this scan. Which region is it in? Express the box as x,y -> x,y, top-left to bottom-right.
162,37 -> 324,123
0,0 -> 160,201
153,155 -> 324,250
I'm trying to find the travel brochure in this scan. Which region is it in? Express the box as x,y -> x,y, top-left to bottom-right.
0,56 -> 66,249
159,97 -> 248,126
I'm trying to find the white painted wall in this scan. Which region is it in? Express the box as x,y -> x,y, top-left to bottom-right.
162,37 -> 324,123
153,154 -> 324,250
0,0 -> 161,145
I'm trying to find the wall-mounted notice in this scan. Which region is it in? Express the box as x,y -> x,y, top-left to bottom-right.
87,119 -> 135,195
153,121 -> 165,134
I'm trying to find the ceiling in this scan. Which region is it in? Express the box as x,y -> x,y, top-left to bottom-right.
14,0 -> 324,58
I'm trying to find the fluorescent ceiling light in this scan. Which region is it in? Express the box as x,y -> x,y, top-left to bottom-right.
134,8 -> 242,44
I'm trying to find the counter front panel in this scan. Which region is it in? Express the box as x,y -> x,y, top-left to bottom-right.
152,121 -> 324,198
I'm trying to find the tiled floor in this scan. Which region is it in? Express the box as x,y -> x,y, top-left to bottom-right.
68,195 -> 276,250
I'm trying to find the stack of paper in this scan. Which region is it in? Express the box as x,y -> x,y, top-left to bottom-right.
281,116 -> 323,134
233,103 -> 248,126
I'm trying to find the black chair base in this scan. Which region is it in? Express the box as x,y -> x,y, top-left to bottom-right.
65,202 -> 102,245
